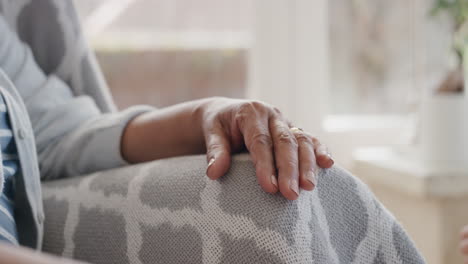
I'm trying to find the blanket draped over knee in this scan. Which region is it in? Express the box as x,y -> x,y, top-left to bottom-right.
41,154 -> 425,264
0,1 -> 425,262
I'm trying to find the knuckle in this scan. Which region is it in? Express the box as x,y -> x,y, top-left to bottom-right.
236,101 -> 269,129
238,101 -> 257,114
295,133 -> 313,145
207,143 -> 224,153
276,158 -> 298,172
234,112 -> 251,130
234,112 -> 247,127
235,102 -> 256,125
277,132 -> 298,148
251,133 -> 273,148
250,100 -> 265,109
239,100 -> 268,114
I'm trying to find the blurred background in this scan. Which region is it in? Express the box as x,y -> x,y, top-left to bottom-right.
74,0 -> 452,110
72,0 -> 456,166
73,1 -> 466,263
73,0 -> 251,109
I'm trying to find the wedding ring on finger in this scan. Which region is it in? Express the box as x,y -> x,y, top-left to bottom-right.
290,127 -> 303,134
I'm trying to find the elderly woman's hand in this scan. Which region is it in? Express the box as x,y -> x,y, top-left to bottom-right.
122,97 -> 333,200
201,98 -> 333,200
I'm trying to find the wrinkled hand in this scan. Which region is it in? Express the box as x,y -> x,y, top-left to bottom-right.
202,98 -> 334,200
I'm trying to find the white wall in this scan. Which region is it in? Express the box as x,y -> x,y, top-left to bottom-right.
248,0 -> 329,136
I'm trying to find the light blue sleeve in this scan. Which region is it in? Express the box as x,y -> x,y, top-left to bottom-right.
0,16 -> 153,180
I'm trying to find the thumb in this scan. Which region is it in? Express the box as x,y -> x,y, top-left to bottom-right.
204,123 -> 232,180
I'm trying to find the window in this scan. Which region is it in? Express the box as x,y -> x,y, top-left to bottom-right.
74,1 -> 454,166
329,0 -> 453,114
73,0 -> 252,109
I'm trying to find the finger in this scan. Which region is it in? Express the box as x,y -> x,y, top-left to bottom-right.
238,109 -> 278,193
461,239 -> 468,255
204,121 -> 232,180
291,129 -> 317,191
270,117 -> 300,200
461,225 -> 468,240
312,137 -> 334,168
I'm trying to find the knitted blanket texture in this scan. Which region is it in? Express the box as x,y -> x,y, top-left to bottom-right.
1,1 -> 425,263
42,154 -> 425,264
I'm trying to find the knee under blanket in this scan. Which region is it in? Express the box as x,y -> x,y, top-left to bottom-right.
0,1 -> 425,262
41,154 -> 425,264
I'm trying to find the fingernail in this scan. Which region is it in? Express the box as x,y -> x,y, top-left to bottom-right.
306,171 -> 317,186
206,158 -> 215,178
290,179 -> 299,196
208,158 -> 215,167
328,154 -> 335,165
271,175 -> 278,188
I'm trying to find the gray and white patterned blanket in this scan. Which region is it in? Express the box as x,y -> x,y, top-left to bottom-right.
0,0 -> 425,263
41,154 -> 425,264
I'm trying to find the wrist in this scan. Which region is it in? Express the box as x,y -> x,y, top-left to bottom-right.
121,111 -> 149,163
121,98 -> 220,163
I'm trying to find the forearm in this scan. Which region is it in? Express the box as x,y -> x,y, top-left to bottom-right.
0,243 -> 86,264
121,98 -> 212,163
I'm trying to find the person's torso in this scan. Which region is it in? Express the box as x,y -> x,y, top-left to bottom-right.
0,71 -> 43,249
0,93 -> 20,245
0,0 -> 119,249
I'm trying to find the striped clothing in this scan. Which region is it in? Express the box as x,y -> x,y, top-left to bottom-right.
0,2 -> 152,248
0,94 -> 19,245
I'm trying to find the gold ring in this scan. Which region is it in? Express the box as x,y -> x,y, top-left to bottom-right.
290,127 -> 303,133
